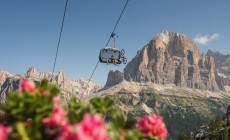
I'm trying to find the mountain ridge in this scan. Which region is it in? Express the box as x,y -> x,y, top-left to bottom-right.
0,67 -> 101,104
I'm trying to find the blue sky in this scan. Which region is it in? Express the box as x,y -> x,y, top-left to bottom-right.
0,0 -> 230,85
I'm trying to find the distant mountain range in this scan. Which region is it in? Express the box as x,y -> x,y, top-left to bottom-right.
0,67 -> 101,104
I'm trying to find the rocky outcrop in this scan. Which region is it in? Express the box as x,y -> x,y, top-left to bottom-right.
206,49 -> 230,86
207,49 -> 230,76
0,75 -> 35,104
55,70 -> 67,87
104,70 -> 124,88
39,71 -> 53,80
26,67 -> 38,78
77,78 -> 101,94
122,31 -> 224,91
0,70 -> 12,85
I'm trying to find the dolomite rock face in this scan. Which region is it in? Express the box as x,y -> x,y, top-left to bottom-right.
39,71 -> 53,80
55,70 -> 67,87
123,31 -> 224,91
104,70 -> 124,89
206,49 -> 230,86
26,67 -> 38,78
0,70 -> 12,85
207,49 -> 230,76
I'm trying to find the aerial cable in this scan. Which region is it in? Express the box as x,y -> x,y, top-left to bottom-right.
104,0 -> 130,48
51,0 -> 69,80
81,0 -> 130,98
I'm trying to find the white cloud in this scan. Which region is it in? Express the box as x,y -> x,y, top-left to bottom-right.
194,33 -> 220,45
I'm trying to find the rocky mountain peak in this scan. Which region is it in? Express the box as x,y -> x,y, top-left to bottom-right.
154,31 -> 200,64
104,70 -> 124,89
206,49 -> 230,77
207,49 -> 215,54
207,49 -> 224,56
26,67 -> 38,78
105,31 -> 225,91
56,70 -> 67,84
39,71 -> 53,80
0,70 -> 12,85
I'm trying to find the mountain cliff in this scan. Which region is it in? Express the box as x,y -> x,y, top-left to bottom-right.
106,31 -> 225,91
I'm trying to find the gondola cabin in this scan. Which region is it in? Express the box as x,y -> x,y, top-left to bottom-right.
99,47 -> 127,65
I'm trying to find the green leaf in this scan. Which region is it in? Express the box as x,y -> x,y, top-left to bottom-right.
107,108 -> 121,116
16,122 -> 30,140
113,113 -> 125,128
104,96 -> 114,108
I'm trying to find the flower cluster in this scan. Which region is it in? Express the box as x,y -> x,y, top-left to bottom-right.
0,79 -> 168,140
57,113 -> 110,140
18,78 -> 36,93
136,114 -> 168,140
0,125 -> 12,140
43,105 -> 68,127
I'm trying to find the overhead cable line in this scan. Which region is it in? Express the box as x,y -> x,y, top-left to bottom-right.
81,0 -> 130,98
104,0 -> 130,48
52,0 -> 69,77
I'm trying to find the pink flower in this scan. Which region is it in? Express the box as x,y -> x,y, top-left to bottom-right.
43,105 -> 67,127
43,90 -> 51,95
56,123 -> 76,140
57,113 -> 110,140
136,114 -> 168,140
52,96 -> 60,103
0,124 -> 12,140
74,113 -> 111,140
18,79 -> 36,93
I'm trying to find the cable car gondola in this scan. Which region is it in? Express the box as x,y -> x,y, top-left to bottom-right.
99,47 -> 127,64
99,33 -> 127,65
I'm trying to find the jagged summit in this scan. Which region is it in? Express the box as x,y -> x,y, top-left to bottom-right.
207,49 -> 224,56
153,31 -> 198,59
154,31 -> 187,40
26,67 -> 38,78
0,70 -> 12,85
207,48 -> 217,54
207,48 -> 230,57
105,31 -> 227,91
